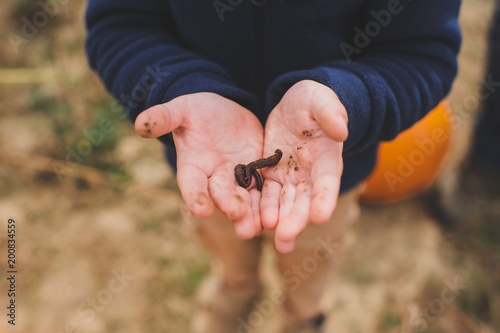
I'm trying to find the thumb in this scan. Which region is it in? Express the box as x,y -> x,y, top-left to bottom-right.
135,97 -> 187,138
311,90 -> 349,142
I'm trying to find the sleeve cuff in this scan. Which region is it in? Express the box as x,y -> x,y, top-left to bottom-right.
266,66 -> 374,153
123,60 -> 259,146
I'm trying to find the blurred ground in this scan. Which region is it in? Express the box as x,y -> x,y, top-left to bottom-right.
0,0 -> 498,332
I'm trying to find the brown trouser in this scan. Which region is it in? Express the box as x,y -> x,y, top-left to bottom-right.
184,187 -> 361,325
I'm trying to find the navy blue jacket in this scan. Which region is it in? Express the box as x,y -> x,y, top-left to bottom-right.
85,0 -> 461,192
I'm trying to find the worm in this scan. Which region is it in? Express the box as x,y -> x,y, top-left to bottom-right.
234,149 -> 283,191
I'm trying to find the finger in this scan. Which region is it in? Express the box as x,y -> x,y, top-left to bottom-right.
230,187 -> 259,239
135,97 -> 187,138
250,188 -> 264,235
322,112 -> 348,143
275,238 -> 296,254
310,174 -> 340,224
278,183 -> 296,220
208,173 -> 249,225
177,164 -> 215,219
310,152 -> 343,224
260,180 -> 282,230
273,183 -> 297,253
310,90 -> 348,142
275,181 -> 312,253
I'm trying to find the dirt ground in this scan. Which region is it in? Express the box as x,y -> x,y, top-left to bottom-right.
0,0 -> 499,332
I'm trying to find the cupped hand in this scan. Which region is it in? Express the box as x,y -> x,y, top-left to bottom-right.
260,80 -> 349,253
135,93 -> 264,239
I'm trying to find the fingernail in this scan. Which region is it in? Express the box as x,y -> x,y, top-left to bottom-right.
277,240 -> 295,253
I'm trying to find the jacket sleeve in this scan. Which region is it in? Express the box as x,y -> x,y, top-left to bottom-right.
266,0 -> 462,154
85,0 -> 258,145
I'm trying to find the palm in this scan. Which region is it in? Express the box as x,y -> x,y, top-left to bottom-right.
135,93 -> 264,238
260,81 -> 348,253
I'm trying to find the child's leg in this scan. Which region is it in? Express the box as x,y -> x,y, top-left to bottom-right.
274,187 -> 361,331
184,208 -> 263,333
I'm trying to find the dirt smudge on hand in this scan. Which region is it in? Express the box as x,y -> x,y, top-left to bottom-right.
287,155 -> 298,173
301,129 -> 314,138
194,192 -> 210,207
235,194 -> 244,203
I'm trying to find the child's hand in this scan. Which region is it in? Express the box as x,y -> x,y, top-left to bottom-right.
260,80 -> 348,253
135,93 -> 264,239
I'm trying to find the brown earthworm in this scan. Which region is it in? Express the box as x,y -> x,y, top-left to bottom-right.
234,149 -> 283,191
